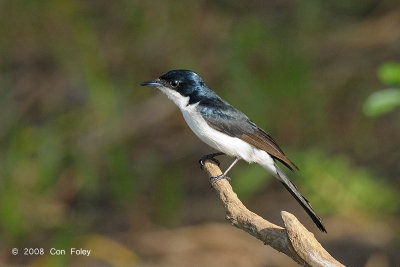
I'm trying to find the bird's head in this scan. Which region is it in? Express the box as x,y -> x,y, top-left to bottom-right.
141,70 -> 210,108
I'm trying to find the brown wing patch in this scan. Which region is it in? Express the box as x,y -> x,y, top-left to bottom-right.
239,130 -> 298,171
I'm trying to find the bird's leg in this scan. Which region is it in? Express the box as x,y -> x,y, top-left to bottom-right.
210,157 -> 240,186
199,152 -> 225,169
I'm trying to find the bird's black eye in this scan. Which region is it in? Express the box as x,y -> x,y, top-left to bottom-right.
170,80 -> 179,88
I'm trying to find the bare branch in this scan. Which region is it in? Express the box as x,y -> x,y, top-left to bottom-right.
201,160 -> 345,267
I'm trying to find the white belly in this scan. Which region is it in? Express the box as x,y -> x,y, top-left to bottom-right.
180,104 -> 276,174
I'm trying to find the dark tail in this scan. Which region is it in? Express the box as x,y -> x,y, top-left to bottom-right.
274,163 -> 327,233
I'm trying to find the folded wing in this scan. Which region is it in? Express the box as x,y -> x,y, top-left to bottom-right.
198,99 -> 298,171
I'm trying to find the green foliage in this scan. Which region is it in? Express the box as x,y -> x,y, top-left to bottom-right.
363,89 -> 400,117
364,62 -> 400,117
106,145 -> 137,202
44,227 -> 83,266
154,169 -> 185,224
294,150 -> 399,218
378,62 -> 400,85
0,190 -> 27,240
231,164 -> 272,199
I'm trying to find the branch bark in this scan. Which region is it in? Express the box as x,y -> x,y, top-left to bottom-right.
201,160 -> 345,267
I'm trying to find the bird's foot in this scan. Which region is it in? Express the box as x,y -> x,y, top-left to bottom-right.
199,152 -> 225,169
210,174 -> 231,187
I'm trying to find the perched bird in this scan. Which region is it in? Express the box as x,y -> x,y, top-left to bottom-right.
141,70 -> 326,233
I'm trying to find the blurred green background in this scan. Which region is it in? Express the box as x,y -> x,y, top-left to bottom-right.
1,0 -> 400,266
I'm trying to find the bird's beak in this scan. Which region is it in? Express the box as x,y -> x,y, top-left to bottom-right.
140,78 -> 161,87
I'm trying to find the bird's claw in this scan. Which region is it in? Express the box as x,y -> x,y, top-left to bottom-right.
199,153 -> 223,169
210,174 -> 231,187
